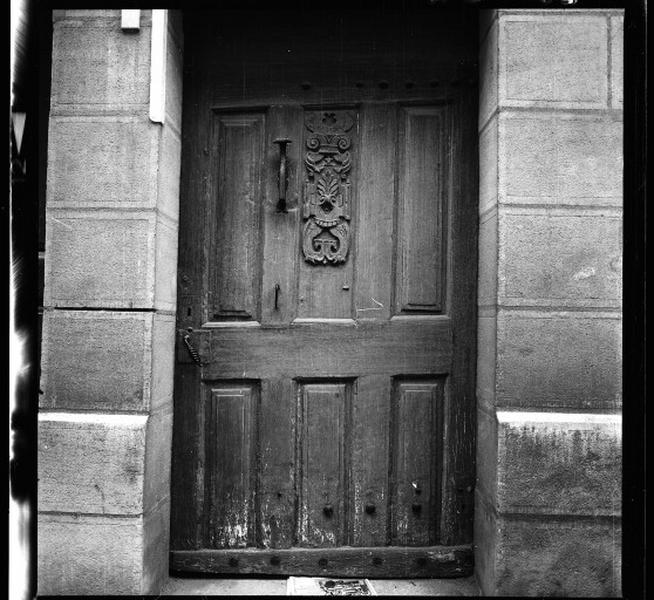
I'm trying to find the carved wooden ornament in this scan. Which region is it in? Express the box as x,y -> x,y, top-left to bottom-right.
302,111 -> 355,264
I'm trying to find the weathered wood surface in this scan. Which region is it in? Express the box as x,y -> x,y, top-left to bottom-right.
209,112 -> 265,321
177,319 -> 452,378
171,5 -> 478,574
171,545 -> 473,578
390,379 -> 444,546
396,106 -> 448,314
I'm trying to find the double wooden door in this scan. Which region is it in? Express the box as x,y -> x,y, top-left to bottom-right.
171,6 -> 478,577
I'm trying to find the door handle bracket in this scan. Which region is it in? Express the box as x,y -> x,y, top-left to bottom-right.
182,331 -> 206,367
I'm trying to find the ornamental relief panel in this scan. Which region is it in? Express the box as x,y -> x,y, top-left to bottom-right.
302,110 -> 356,265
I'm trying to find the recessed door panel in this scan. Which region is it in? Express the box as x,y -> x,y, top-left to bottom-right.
396,106 -> 448,315
209,112 -> 265,321
390,379 -> 444,546
204,383 -> 259,548
297,381 -> 351,547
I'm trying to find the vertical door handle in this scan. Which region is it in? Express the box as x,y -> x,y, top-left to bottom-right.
273,138 -> 292,212
274,284 -> 281,311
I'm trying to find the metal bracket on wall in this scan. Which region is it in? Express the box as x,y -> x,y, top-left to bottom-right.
121,10 -> 141,31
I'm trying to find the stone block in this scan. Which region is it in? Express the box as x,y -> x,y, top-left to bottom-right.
150,313 -> 176,414
498,209 -> 622,307
476,315 -> 497,412
52,17 -> 151,108
496,412 -> 621,516
473,491 -> 498,596
143,410 -> 173,513
610,16 -> 624,108
475,408 -> 498,500
494,515 -> 621,597
496,311 -> 621,410
500,13 -> 608,109
39,311 -> 178,412
52,9 -> 122,21
499,112 -> 623,204
38,413 -> 147,514
38,512 -> 145,595
44,209 -> 156,309
479,16 -> 498,130
47,117 -> 159,208
143,500 -> 171,594
479,116 -> 498,214
477,210 -> 498,306
154,215 -> 179,313
40,310 -> 151,411
157,125 -> 182,219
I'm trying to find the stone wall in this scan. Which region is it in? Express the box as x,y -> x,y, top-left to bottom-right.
38,10 -> 183,595
475,9 -> 623,596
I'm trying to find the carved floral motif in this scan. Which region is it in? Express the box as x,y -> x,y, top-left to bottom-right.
302,111 -> 355,264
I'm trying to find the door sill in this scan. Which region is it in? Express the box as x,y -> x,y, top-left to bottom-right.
162,575 -> 480,596
170,545 -> 473,578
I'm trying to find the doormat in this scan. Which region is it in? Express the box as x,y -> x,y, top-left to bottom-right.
287,577 -> 377,596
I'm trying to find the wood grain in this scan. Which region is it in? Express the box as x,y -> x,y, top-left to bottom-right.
260,106 -> 302,325
297,108 -> 357,319
438,91 -> 478,546
171,545 -> 473,578
170,364 -> 205,550
351,375 -> 391,547
297,382 -> 351,547
209,112 -> 265,321
354,104 -> 396,321
172,4 -> 478,573
258,378 -> 296,548
396,106 -> 448,314
390,379 -> 444,546
180,319 -> 452,379
204,384 -> 259,548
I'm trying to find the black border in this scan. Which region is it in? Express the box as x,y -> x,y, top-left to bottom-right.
9,1 -> 646,598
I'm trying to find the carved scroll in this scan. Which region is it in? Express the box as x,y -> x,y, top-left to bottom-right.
302,111 -> 355,265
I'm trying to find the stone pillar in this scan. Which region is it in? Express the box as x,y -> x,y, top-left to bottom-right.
475,10 -> 623,596
38,10 -> 183,595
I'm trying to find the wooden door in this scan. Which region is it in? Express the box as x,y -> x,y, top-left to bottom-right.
171,5 -> 478,578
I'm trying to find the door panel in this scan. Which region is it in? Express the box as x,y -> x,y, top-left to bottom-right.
172,5 -> 477,577
297,381 -> 351,547
396,106 -> 448,314
260,106 -> 303,326
204,384 -> 259,548
390,379 -> 444,546
297,108 -> 357,318
354,104 -> 395,321
209,112 -> 265,321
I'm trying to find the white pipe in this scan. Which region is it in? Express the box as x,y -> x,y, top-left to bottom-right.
149,10 -> 168,124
